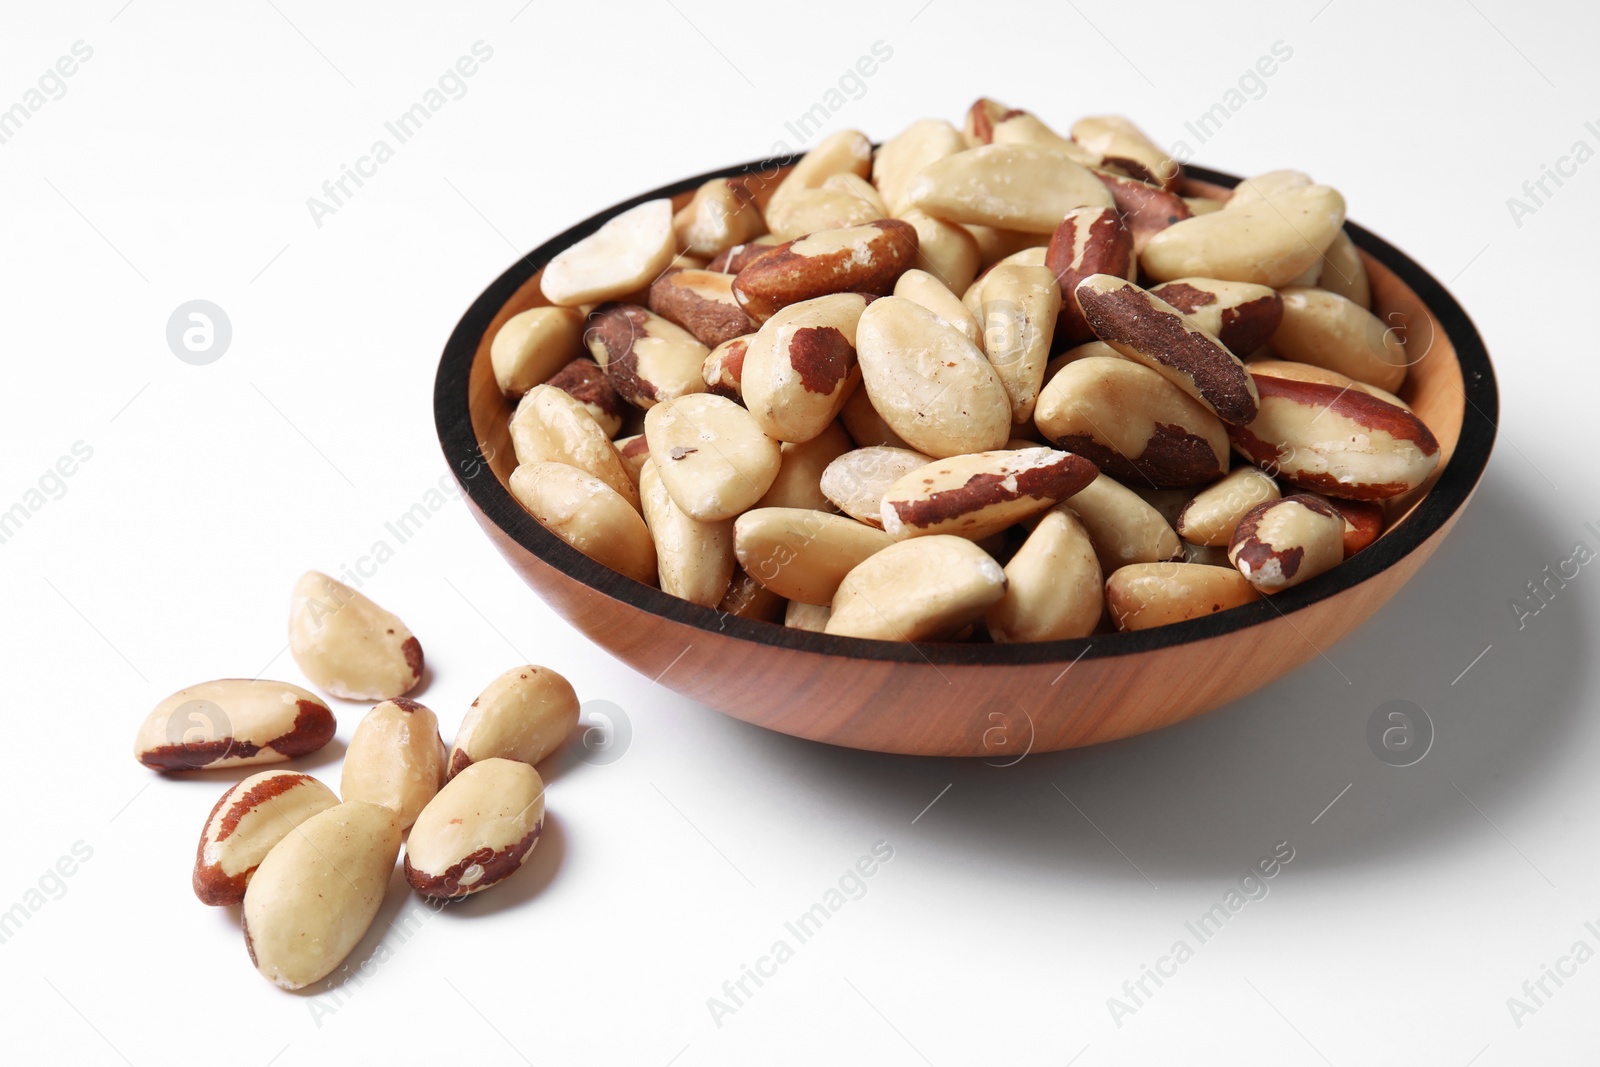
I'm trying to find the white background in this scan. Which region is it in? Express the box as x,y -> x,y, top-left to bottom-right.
2,1 -> 1597,1063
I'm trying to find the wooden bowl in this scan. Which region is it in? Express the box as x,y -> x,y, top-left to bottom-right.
433,158 -> 1497,758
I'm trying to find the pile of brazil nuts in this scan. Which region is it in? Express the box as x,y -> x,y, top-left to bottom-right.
491,98 -> 1441,640
132,571 -> 584,990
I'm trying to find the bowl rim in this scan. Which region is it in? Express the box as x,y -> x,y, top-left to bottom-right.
434,156 -> 1499,666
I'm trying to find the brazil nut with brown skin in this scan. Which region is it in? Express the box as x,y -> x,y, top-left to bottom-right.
706,239 -> 781,275
1092,169 -> 1192,256
1075,274 -> 1259,425
1150,278 -> 1284,357
701,335 -> 751,400
1304,492 -> 1385,555
544,357 -> 626,437
880,447 -> 1098,542
731,220 -> 917,323
648,270 -> 756,349
1045,206 -> 1134,345
1034,355 -> 1229,487
134,679 -> 337,772
585,303 -> 710,408
193,771 -> 338,906
1071,115 -> 1177,188
1229,494 -> 1345,593
405,758 -> 546,900
741,293 -> 867,443
1229,371 -> 1440,500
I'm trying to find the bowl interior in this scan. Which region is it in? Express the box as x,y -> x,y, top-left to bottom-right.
435,160 -> 1496,668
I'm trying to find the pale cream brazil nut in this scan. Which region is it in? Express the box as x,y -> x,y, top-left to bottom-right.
826,535 -> 1007,641
242,800 -> 401,990
508,461 -> 658,584
490,306 -> 584,398
895,208 -> 982,292
764,129 -> 874,233
193,771 -> 339,906
1176,467 -> 1282,547
1317,230 -> 1371,309
341,698 -> 447,830
288,571 -> 423,702
873,118 -> 967,215
449,665 -> 581,778
979,263 -> 1062,424
134,679 -> 337,772
986,506 -> 1103,642
765,172 -> 889,242
903,143 -> 1115,233
673,176 -> 766,258
1141,183 -> 1346,288
509,384 -> 641,510
405,758 -> 545,900
1061,473 -> 1184,573
640,458 -> 736,608
756,422 -> 854,511
734,507 -> 894,605
541,198 -> 675,307
839,385 -> 913,449
644,393 -> 783,521
1106,562 -> 1259,631
1270,286 -> 1408,393
854,295 -> 1012,459
893,268 -> 982,349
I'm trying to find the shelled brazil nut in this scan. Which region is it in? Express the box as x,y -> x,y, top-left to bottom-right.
490,97 -> 1441,640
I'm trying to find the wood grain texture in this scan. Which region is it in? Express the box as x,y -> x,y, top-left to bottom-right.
438,163 -> 1495,757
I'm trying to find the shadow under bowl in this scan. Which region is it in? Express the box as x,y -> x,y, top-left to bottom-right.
434,157 -> 1498,758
